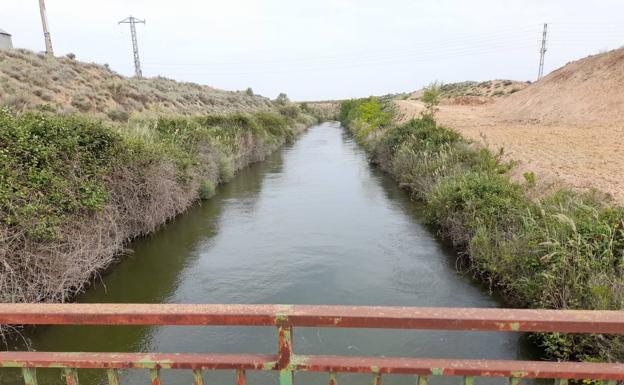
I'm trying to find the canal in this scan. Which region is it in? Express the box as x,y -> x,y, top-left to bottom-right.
3,122 -> 537,385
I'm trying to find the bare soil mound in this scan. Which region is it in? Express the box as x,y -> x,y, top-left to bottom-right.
497,48 -> 624,125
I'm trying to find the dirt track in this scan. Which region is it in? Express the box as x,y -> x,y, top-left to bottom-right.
396,99 -> 624,202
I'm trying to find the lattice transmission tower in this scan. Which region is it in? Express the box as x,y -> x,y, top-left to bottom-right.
119,16 -> 146,78
538,23 -> 548,80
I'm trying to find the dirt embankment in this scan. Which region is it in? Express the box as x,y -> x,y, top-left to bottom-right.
397,48 -> 624,202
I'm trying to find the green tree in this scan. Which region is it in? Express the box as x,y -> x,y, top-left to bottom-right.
421,82 -> 442,120
275,93 -> 290,105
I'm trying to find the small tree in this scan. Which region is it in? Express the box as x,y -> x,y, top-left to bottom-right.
421,82 -> 442,120
245,87 -> 254,96
275,93 -> 290,105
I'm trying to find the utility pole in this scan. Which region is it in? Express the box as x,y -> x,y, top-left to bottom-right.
537,23 -> 548,80
38,0 -> 54,56
119,16 -> 145,78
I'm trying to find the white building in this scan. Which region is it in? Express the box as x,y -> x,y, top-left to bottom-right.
0,29 -> 13,50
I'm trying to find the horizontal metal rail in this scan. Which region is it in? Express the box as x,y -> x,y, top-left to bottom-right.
1,352 -> 624,379
1,304 -> 623,385
1,304 -> 623,333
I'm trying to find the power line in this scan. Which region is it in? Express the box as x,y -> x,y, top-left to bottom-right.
137,21 -> 622,79
146,44 -> 536,77
145,27 -> 540,68
144,36 -> 538,70
119,16 -> 145,78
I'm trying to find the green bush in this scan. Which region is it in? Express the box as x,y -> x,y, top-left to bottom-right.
421,82 -> 442,119
1,108 -> 306,242
70,93 -> 92,112
383,118 -> 460,155
0,109 -> 123,239
106,109 -> 130,122
278,104 -> 300,120
275,93 -> 290,105
339,97 -> 393,140
198,180 -> 216,200
426,171 -> 529,246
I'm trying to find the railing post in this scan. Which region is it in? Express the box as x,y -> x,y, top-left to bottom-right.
63,368 -> 80,385
150,368 -> 161,385
236,369 -> 246,385
329,372 -> 337,385
106,369 -> 120,385
278,325 -> 294,385
22,368 -> 38,385
193,369 -> 205,385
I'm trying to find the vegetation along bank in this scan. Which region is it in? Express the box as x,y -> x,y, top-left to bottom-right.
0,104 -> 320,307
340,96 -> 624,362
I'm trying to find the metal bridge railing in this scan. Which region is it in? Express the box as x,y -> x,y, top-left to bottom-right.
0,304 -> 623,385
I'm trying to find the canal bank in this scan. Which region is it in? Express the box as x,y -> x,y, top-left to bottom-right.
2,123 -> 537,385
339,97 -> 624,361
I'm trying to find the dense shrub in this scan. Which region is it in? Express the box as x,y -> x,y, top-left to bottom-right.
106,109 -> 130,122
427,171 -> 529,247
339,97 -> 393,140
198,180 -> 216,200
70,93 -> 92,112
275,93 -> 290,105
0,109 -> 123,240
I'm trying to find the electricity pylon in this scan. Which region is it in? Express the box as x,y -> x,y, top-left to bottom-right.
119,16 -> 146,78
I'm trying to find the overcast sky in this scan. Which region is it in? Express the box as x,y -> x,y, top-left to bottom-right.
3,1 -> 624,100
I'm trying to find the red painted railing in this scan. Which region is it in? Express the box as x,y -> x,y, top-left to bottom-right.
0,304 -> 623,385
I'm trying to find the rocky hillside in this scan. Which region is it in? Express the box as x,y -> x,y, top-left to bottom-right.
0,49 -> 273,120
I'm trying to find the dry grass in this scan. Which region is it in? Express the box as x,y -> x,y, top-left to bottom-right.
0,49 -> 274,120
407,80 -> 529,106
0,160 -> 195,302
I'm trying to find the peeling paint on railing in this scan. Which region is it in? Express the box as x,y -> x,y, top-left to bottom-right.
1,304 -> 623,385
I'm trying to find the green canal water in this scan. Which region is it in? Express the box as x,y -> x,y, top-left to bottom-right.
2,122 -> 538,385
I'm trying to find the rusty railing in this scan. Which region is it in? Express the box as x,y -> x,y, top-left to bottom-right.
0,304 -> 623,385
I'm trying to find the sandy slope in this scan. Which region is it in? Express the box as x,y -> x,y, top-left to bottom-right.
497,49 -> 624,126
396,48 -> 624,202
396,99 -> 624,202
